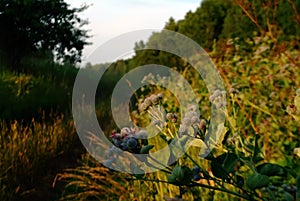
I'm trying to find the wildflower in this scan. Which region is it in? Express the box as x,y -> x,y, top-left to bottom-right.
214,89 -> 221,96
139,93 -> 163,112
191,116 -> 200,124
229,87 -> 239,94
157,93 -> 163,100
226,135 -> 238,145
193,174 -> 201,181
216,102 -> 225,109
294,147 -> 300,158
112,137 -> 122,147
171,116 -> 178,123
178,125 -> 187,135
144,97 -> 152,107
187,104 -> 197,112
166,113 -> 178,123
182,117 -> 191,127
286,104 -> 297,115
111,132 -> 122,139
120,141 -> 128,150
120,127 -> 131,137
140,103 -> 149,111
185,111 -> 199,119
192,166 -> 201,174
198,119 -> 206,130
209,89 -> 226,109
269,91 -> 277,99
166,113 -> 173,120
150,94 -> 160,105
209,94 -> 216,102
127,137 -> 138,149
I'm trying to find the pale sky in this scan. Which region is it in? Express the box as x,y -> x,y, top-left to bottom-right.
65,0 -> 201,64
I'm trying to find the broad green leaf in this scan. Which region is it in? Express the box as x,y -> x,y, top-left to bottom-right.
256,163 -> 286,177
168,166 -> 193,184
246,173 -> 269,190
283,192 -> 294,201
252,134 -> 264,163
140,145 -> 154,154
211,153 -> 238,179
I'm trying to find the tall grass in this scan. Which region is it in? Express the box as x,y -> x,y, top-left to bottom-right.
0,115 -> 76,200
55,155 -> 131,201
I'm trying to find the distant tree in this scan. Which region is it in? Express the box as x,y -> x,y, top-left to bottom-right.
177,0 -> 229,49
0,0 -> 90,70
221,3 -> 258,40
165,17 -> 178,32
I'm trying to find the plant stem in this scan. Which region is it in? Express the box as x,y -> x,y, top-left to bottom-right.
126,177 -> 253,200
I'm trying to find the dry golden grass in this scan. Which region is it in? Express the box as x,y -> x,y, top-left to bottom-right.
54,155 -> 131,201
0,115 -> 76,200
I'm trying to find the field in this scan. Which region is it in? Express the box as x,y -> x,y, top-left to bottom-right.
0,0 -> 300,201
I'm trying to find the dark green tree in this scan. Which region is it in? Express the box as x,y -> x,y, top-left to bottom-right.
220,3 -> 259,40
0,0 -> 89,70
177,0 -> 229,49
165,17 -> 178,32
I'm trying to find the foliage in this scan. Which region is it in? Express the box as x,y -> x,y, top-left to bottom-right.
63,29 -> 300,201
1,0 -> 300,200
0,67 -> 75,120
0,0 -> 90,69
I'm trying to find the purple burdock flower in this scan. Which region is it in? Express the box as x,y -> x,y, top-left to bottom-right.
150,94 -> 160,105
166,113 -> 173,120
182,117 -> 191,127
121,127 -> 130,136
144,97 -> 152,107
179,125 -> 187,135
127,137 -> 138,149
198,119 -> 207,130
157,93 -> 163,100
193,174 -> 201,181
193,166 -> 201,174
191,116 -> 200,124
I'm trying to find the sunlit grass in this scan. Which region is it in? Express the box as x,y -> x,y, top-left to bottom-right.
0,115 -> 76,200
54,154 -> 131,201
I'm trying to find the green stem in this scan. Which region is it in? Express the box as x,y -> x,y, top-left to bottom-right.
148,155 -> 173,172
186,153 -> 264,201
185,153 -> 212,181
188,182 -> 253,200
126,177 -> 253,201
